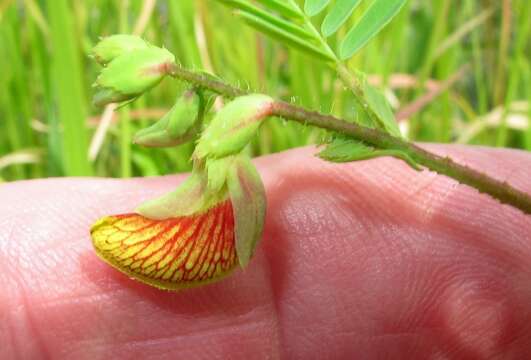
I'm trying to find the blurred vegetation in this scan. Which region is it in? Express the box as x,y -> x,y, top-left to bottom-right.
0,0 -> 529,181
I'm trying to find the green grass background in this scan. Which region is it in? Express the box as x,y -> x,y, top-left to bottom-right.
1,0 -> 529,181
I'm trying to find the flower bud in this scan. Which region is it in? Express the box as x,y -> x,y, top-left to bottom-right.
92,34 -> 149,66
93,47 -> 175,107
133,90 -> 202,147
194,94 -> 274,159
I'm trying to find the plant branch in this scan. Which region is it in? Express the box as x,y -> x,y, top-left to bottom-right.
169,64 -> 531,215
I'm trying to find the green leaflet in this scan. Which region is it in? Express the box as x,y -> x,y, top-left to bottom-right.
254,0 -> 303,19
321,0 -> 362,37
318,137 -> 421,170
342,71 -> 401,138
237,11 -> 335,62
220,0 -> 406,68
220,0 -> 313,40
340,0 -> 407,60
359,72 -> 402,138
304,0 -> 330,17
318,137 -> 374,162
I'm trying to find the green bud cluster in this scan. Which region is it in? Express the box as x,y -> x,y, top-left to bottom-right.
91,35 -> 176,107
91,36 -> 275,270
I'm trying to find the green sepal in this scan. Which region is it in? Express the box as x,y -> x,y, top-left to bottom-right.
318,137 -> 421,170
136,171 -> 206,219
92,34 -> 149,66
194,94 -> 274,159
205,157 -> 232,194
93,87 -> 132,107
135,169 -> 227,220
227,154 -> 266,268
93,47 -> 175,107
133,90 -> 202,147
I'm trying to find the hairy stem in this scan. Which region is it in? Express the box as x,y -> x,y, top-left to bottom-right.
169,64 -> 531,215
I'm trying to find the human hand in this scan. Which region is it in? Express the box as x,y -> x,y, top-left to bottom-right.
1,145 -> 530,359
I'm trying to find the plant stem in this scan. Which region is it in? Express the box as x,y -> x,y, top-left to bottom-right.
169,64 -> 531,215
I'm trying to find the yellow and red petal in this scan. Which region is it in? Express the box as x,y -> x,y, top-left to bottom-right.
90,199 -> 237,290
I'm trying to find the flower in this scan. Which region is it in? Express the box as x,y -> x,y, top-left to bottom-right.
90,154 -> 265,290
91,92 -> 271,290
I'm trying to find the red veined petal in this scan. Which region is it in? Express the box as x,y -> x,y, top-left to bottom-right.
90,199 -> 237,290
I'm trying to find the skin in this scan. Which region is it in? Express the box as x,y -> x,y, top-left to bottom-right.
1,145 -> 530,360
